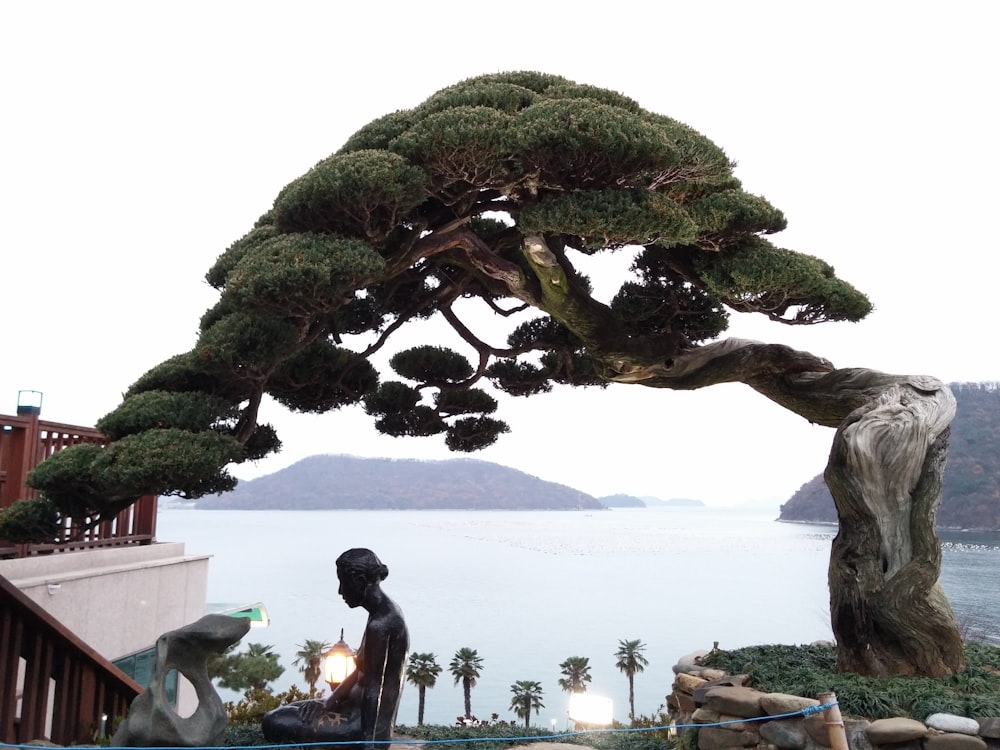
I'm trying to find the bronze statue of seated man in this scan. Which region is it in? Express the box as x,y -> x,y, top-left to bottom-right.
262,548 -> 409,749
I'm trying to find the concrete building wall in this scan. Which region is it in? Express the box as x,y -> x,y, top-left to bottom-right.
0,542 -> 211,716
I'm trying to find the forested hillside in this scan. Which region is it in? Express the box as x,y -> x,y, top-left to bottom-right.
779,382 -> 1000,528
194,455 -> 602,510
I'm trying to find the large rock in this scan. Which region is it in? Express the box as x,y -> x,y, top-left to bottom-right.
112,614 -> 251,747
977,718 -> 1000,739
676,672 -> 709,693
674,690 -> 697,714
760,693 -> 821,717
923,733 -> 988,750
925,714 -> 981,736
697,726 -> 760,750
691,707 -> 722,724
866,717 -> 928,743
674,650 -> 710,673
759,717 -> 808,749
703,686 -> 764,719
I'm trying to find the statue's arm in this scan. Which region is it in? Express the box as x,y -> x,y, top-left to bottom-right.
324,666 -> 360,711
359,619 -> 408,743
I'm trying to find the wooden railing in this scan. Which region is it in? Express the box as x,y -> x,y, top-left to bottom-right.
0,573 -> 141,745
0,412 -> 157,558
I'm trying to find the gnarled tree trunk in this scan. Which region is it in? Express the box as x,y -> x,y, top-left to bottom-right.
824,381 -> 963,676
617,348 -> 966,676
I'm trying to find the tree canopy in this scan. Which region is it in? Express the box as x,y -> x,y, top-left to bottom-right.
23,70 -> 872,523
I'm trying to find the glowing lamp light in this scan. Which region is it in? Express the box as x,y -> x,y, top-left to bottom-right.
323,628 -> 357,689
568,693 -> 613,726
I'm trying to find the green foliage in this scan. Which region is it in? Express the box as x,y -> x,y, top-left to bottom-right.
222,685 -> 318,747
611,281 -> 728,345
269,340 -> 379,413
194,311 -> 303,375
206,224 -> 279,290
616,638 -> 650,721
416,79 -> 540,115
364,381 -> 422,415
125,351 -> 252,402
29,70 -> 876,528
689,189 -> 787,242
521,190 -> 699,250
397,721 -> 675,750
0,497 -> 60,544
436,388 -> 498,416
338,109 -> 417,153
96,390 -> 238,439
450,647 -> 484,684
559,656 -> 593,693
272,150 -> 428,241
700,643 -> 1000,720
509,680 -> 545,727
407,652 -> 444,726
391,346 -> 475,384
222,721 -> 268,748
407,652 -> 443,689
396,720 -> 536,750
617,707 -> 675,750
450,647 -> 485,718
390,106 -> 516,191
694,236 -> 872,324
241,423 -> 282,461
208,643 -> 285,693
445,416 -> 509,452
221,233 -> 386,316
615,639 -> 650,676
484,360 -> 552,397
511,98 -> 679,190
292,639 -> 330,692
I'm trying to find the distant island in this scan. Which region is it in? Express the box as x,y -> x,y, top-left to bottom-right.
598,494 -> 705,508
194,455 -> 605,511
779,382 -> 1000,530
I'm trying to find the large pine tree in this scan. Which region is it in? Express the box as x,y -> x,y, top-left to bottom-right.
18,72 -> 960,677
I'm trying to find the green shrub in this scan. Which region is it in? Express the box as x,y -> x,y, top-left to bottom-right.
0,497 -> 60,543
398,720 -> 676,750
224,685 -> 318,724
699,643 -> 1000,720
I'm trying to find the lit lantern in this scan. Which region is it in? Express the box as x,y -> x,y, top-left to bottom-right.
567,693 -> 614,727
323,628 -> 357,689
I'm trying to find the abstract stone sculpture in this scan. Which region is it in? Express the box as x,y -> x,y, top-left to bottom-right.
112,613 -> 251,747
262,548 -> 409,750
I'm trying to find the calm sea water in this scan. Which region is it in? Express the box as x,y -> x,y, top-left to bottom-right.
155,507 -> 1000,727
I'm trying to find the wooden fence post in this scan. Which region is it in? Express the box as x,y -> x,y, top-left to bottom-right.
818,692 -> 849,750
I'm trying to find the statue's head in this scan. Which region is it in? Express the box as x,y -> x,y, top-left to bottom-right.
336,548 -> 389,607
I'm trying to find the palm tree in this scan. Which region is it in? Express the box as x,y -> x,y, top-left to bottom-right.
293,638 -> 331,693
449,647 -> 484,719
406,652 -> 443,726
614,638 -> 649,721
509,680 -> 545,728
557,656 -> 592,693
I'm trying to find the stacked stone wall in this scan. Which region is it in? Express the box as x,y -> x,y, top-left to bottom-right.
667,651 -> 1000,750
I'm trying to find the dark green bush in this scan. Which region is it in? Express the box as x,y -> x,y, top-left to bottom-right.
699,643 -> 1000,720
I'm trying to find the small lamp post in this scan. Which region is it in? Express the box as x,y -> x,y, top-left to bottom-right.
323,628 -> 357,690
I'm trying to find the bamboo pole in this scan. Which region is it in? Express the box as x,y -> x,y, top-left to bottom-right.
818,692 -> 849,750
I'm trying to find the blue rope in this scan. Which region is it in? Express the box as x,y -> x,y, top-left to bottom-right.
0,702 -> 838,750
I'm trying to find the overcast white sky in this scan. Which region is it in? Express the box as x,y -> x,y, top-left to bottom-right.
2,2 -> 997,506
